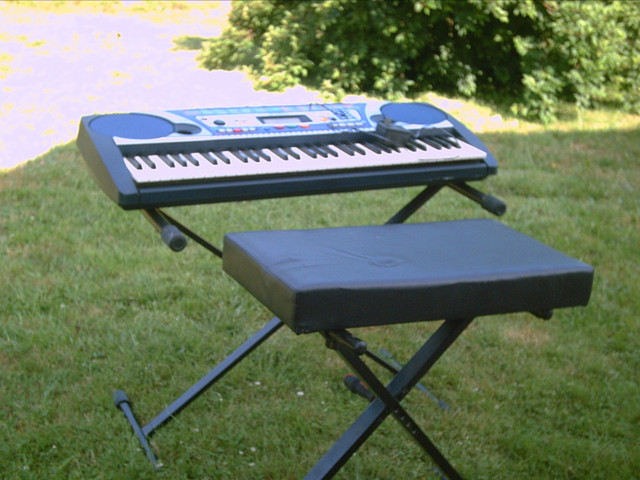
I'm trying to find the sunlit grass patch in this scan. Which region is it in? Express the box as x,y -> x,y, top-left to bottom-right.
1,95 -> 639,479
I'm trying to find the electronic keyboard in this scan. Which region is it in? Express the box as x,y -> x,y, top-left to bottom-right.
76,101 -> 498,209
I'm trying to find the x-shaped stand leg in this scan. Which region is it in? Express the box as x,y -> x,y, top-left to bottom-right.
310,318 -> 473,480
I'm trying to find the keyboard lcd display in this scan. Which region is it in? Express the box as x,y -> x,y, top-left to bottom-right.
258,115 -> 311,125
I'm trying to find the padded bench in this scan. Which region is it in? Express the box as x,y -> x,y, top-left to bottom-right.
222,219 -> 593,479
223,219 -> 593,333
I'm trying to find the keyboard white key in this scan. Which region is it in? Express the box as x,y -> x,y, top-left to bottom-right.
124,138 -> 486,185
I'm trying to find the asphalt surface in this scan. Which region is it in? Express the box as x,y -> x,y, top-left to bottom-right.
0,3 -> 323,170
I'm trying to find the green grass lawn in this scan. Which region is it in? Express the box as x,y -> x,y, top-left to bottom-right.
1,103 -> 639,480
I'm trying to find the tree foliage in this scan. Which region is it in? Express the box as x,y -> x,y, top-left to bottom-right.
199,0 -> 640,122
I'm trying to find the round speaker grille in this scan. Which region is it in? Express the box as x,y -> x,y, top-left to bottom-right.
90,113 -> 174,139
380,103 -> 447,126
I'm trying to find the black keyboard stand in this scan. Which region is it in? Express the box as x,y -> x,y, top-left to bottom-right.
114,181 -> 507,473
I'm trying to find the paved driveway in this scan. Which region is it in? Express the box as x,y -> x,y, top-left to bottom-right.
0,2 -> 322,170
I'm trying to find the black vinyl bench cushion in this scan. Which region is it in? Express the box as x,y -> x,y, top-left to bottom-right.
223,219 -> 594,334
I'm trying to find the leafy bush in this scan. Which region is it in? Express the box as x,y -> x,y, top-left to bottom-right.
198,0 -> 640,122
513,1 -> 640,122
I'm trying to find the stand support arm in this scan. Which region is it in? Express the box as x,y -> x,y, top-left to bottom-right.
448,182 -> 506,216
142,209 -> 187,252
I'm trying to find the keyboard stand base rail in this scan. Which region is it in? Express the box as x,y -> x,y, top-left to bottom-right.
113,317 -> 284,469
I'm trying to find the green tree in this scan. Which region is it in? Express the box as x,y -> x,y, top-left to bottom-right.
513,0 -> 640,121
199,0 -> 640,122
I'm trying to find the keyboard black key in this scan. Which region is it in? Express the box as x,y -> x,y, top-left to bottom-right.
413,139 -> 431,151
199,152 -> 217,165
243,150 -> 261,162
360,142 -> 382,154
419,137 -> 443,150
349,143 -> 366,155
283,147 -> 301,160
125,156 -> 142,170
139,155 -> 156,169
369,141 -> 393,154
432,136 -> 452,149
311,145 -> 328,158
255,149 -> 271,161
231,150 -> 249,163
158,154 -> 175,167
137,155 -> 156,169
407,139 -> 427,151
213,151 -> 230,164
183,153 -> 200,166
170,154 -> 188,167
298,146 -> 317,158
334,143 -> 355,156
322,144 -> 339,157
270,148 -> 288,160
443,135 -> 461,148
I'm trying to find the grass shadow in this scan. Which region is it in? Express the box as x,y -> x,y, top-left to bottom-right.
173,34 -> 209,51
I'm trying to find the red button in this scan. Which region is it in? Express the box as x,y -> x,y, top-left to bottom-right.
275,125 -> 285,130
233,128 -> 243,132
300,124 -> 310,128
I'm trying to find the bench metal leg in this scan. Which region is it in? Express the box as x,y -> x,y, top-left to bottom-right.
309,318 -> 473,480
